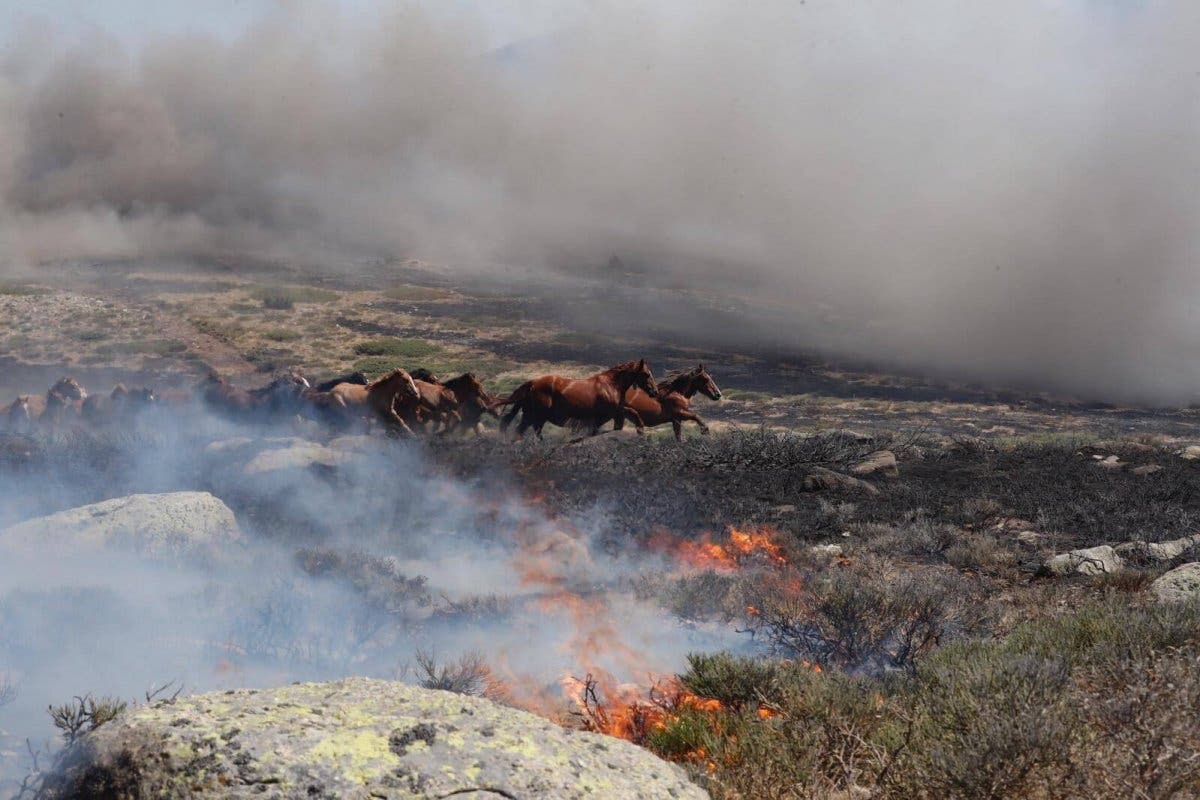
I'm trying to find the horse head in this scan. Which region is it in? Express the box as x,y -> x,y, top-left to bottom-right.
377,369 -> 420,403
692,363 -> 722,401
618,358 -> 658,398
410,368 -> 441,384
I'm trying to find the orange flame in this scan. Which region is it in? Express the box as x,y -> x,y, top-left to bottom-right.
653,525 -> 788,571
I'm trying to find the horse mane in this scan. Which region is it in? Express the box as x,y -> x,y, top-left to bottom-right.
368,368 -> 409,388
659,369 -> 697,394
602,360 -> 644,375
441,372 -> 478,390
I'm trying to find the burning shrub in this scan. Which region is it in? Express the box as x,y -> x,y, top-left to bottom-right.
675,652 -> 781,712
648,660 -> 906,799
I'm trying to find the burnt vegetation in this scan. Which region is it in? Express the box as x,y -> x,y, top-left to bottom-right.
6,419 -> 1200,797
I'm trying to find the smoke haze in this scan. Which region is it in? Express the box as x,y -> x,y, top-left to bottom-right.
0,411 -> 739,787
1,1 -> 1198,402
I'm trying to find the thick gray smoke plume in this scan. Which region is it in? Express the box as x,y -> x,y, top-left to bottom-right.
1,1 -> 1198,402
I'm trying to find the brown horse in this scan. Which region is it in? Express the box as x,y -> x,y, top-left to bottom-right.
5,377 -> 88,429
202,371 -> 309,419
312,371 -> 369,392
620,363 -> 722,440
498,359 -> 659,439
440,372 -> 500,436
329,368 -> 421,435
82,384 -> 157,424
401,378 -> 463,433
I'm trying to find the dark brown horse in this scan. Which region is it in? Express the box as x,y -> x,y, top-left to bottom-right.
498,359 -> 659,438
440,372 -> 500,436
82,384 -> 157,424
620,363 -> 722,440
329,368 -> 421,435
312,371 -> 369,392
202,371 -> 310,419
5,377 -> 88,429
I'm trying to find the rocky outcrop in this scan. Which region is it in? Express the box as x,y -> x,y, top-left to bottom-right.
1043,534 -> 1200,577
0,491 -> 240,560
41,678 -> 707,800
1043,545 -> 1123,576
1150,562 -> 1200,604
1114,534 -> 1200,563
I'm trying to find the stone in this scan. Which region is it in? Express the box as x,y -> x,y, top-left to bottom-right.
40,678 -> 708,800
1150,562 -> 1200,604
1043,545 -> 1124,576
0,491 -> 240,561
1114,534 -> 1200,563
1131,464 -> 1163,476
1179,445 -> 1200,461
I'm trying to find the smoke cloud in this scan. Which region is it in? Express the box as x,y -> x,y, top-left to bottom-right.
1,1 -> 1198,402
0,411 -> 739,788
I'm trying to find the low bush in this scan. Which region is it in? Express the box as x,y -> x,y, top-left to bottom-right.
352,338 -> 443,359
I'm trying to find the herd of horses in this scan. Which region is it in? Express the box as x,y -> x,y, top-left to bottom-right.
3,360 -> 724,441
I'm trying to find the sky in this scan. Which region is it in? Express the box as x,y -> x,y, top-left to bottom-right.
0,1 -> 574,49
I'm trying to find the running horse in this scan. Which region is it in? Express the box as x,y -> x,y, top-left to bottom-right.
329,368 -> 421,435
5,376 -> 88,429
498,359 -> 659,438
620,363 -> 723,440
439,372 -> 500,436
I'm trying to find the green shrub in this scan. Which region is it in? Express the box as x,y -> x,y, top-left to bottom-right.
894,651 -> 1077,800
352,338 -> 443,358
252,285 -> 338,309
677,652 -> 780,711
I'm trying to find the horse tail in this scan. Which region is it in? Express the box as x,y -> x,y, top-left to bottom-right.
498,381 -> 532,432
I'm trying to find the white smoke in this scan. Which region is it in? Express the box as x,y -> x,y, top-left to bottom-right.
0,1 -> 1197,400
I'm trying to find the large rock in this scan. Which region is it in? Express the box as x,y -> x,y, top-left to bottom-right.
0,491 -> 240,560
1114,533 -> 1200,563
1043,545 -> 1124,576
1150,562 -> 1200,604
42,678 -> 707,800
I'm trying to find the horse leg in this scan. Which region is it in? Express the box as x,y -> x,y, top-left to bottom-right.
677,410 -> 709,434
672,420 -> 683,441
386,408 -> 416,437
622,407 -> 647,435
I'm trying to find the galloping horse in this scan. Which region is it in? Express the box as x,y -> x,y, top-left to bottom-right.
202,371 -> 310,419
439,373 -> 500,436
403,377 -> 463,433
620,363 -> 722,440
312,371 -> 368,392
329,368 -> 421,435
498,359 -> 659,438
82,384 -> 157,424
5,377 -> 88,429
